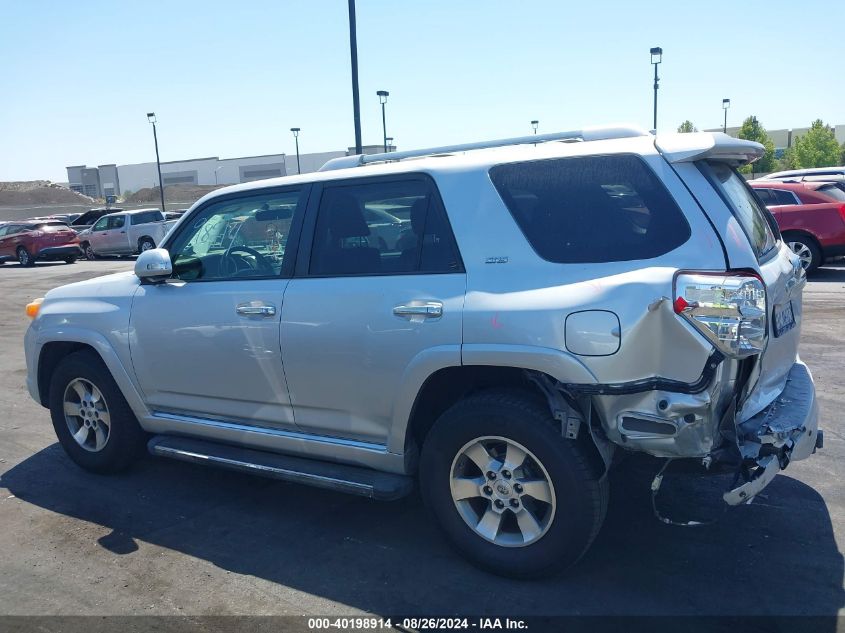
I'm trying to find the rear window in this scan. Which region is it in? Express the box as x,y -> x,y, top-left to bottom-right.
700,161 -> 776,259
489,155 -> 691,263
36,223 -> 70,232
817,184 -> 845,202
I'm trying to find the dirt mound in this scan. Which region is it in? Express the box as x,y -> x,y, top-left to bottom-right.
124,184 -> 225,204
0,181 -> 95,206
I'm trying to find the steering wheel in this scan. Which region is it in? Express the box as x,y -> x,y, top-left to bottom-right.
220,246 -> 275,277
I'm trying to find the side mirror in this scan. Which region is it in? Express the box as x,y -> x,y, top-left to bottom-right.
134,248 -> 172,283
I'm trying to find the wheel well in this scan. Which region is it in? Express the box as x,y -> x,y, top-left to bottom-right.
37,342 -> 97,406
138,236 -> 154,245
781,230 -> 821,249
406,366 -> 606,476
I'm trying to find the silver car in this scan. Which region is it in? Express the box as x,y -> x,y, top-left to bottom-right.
24,126 -> 822,577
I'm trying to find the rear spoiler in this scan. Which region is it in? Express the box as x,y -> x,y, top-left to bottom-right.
655,132 -> 764,167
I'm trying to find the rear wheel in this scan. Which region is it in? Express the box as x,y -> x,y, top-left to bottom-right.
138,237 -> 155,253
48,350 -> 146,473
420,390 -> 608,578
17,247 -> 33,267
783,232 -> 821,273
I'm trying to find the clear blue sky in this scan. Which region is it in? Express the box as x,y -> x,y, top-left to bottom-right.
1,0 -> 843,182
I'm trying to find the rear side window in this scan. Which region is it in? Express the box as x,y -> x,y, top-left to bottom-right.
700,161 -> 776,259
489,155 -> 691,263
309,178 -> 462,276
773,190 -> 798,206
133,211 -> 163,225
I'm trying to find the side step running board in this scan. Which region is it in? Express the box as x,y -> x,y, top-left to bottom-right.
147,436 -> 413,501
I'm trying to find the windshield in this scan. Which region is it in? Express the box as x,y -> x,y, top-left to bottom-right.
699,161 -> 776,260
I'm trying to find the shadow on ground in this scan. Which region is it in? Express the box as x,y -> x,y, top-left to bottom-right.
2,444 -> 843,618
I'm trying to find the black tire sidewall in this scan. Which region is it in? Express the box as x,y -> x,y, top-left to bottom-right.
784,233 -> 822,272
48,350 -> 145,473
420,393 -> 604,578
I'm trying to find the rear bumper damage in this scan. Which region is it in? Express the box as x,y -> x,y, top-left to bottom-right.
722,360 -> 821,505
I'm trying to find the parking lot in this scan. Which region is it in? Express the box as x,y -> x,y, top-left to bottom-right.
0,258 -> 843,619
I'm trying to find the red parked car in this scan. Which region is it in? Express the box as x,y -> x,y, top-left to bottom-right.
0,221 -> 82,267
749,181 -> 845,272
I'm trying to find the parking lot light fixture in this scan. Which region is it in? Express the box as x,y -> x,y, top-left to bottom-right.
722,98 -> 731,134
290,127 -> 301,174
147,112 -> 166,213
377,90 -> 389,153
650,47 -> 662,131
531,120 -> 539,135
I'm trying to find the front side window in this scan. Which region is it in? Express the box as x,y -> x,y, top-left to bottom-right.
92,218 -> 109,231
309,178 -> 461,276
167,189 -> 301,281
490,155 -> 691,263
701,161 -> 776,259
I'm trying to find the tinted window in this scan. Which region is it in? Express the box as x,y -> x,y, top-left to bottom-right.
773,190 -> 797,206
309,178 -> 461,276
108,216 -> 126,229
489,155 -> 691,263
168,190 -> 301,281
92,218 -> 109,231
817,184 -> 845,202
133,211 -> 164,225
700,161 -> 776,259
753,188 -> 775,205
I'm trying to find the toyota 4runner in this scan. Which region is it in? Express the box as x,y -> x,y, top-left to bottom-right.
24,126 -> 823,577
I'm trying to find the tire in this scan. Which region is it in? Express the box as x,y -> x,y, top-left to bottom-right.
783,232 -> 822,273
138,237 -> 155,253
17,246 -> 34,267
82,243 -> 97,260
64,256 -> 77,264
48,349 -> 146,474
420,390 -> 608,578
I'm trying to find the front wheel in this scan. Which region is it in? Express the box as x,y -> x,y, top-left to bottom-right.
17,247 -> 34,267
48,349 -> 146,473
420,391 -> 608,578
82,243 -> 97,260
64,256 -> 77,264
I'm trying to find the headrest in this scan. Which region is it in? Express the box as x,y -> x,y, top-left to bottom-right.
323,192 -> 369,239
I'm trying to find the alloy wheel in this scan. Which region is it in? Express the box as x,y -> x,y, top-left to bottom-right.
788,241 -> 813,271
450,436 -> 556,547
63,378 -> 111,452
17,248 -> 29,266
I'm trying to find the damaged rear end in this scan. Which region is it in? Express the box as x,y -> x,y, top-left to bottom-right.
584,134 -> 822,508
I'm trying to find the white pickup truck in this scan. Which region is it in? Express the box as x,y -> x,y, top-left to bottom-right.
79,209 -> 177,259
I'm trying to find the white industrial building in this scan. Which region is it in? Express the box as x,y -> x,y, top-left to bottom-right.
66,146 -> 392,198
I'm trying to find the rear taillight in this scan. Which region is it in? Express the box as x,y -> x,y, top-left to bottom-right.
838,204 -> 845,223
673,272 -> 767,358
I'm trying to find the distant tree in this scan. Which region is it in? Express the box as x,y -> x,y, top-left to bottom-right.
789,120 -> 840,168
677,120 -> 697,133
736,116 -> 776,174
840,141 -> 845,165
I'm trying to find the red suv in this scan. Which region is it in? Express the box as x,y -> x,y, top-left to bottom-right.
0,221 -> 82,267
750,180 -> 845,272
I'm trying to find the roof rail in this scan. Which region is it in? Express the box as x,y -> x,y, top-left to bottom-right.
319,125 -> 651,172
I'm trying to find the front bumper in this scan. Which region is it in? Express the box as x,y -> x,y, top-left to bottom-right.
723,360 -> 821,505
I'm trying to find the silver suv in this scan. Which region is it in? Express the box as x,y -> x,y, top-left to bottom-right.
24,126 -> 822,577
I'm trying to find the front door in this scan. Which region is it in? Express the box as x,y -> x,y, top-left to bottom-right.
99,215 -> 129,254
281,176 -> 466,445
87,217 -> 110,253
129,187 -> 306,430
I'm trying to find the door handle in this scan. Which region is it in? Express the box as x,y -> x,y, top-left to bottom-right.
393,302 -> 443,318
120,231 -> 126,234
236,302 -> 276,316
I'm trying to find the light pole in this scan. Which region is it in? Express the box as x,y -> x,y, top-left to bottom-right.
650,47 -> 662,131
531,120 -> 539,135
147,112 -> 166,213
386,136 -> 394,152
722,98 -> 731,134
377,90 -> 389,153
290,127 -> 301,174
348,0 -> 362,154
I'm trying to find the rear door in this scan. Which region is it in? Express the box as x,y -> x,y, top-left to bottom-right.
280,175 -> 465,445
699,161 -> 804,420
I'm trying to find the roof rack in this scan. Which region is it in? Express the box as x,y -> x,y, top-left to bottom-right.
319,125 -> 651,172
